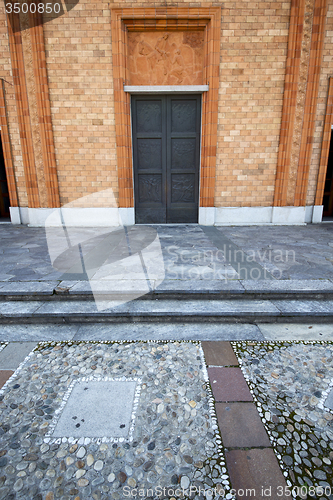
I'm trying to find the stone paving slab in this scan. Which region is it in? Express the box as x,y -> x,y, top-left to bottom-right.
241,279 -> 333,293
272,299 -> 333,314
0,299 -> 277,321
0,370 -> 13,389
201,341 -> 239,366
208,367 -> 253,402
73,323 -> 264,342
0,324 -> 80,342
69,280 -> 152,295
215,402 -> 271,448
0,341 -> 37,369
154,280 -> 246,294
0,282 -> 59,295
1,278 -> 333,300
51,379 -> 139,439
0,323 -> 264,342
0,302 -> 42,316
3,322 -> 333,342
258,322 -> 333,340
127,299 -> 280,315
3,298 -> 333,324
22,300 -> 130,316
1,279 -> 333,299
225,449 -> 289,500
219,224 -> 333,281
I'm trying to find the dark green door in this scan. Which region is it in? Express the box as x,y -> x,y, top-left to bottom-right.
132,95 -> 201,223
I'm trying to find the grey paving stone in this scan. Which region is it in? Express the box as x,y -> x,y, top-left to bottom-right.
273,300 -> 333,314
220,225 -> 333,280
74,322 -> 264,341
128,299 -> 280,315
69,279 -> 151,294
0,324 -> 79,341
34,300 -> 130,315
0,281 -> 59,295
9,299 -> 282,318
154,279 -> 245,293
241,279 -> 333,292
0,342 -> 36,369
0,301 -> 42,316
37,272 -> 64,280
258,323 -> 333,341
52,380 -> 137,438
202,226 -> 275,280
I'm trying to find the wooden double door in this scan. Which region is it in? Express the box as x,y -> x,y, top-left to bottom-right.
131,95 -> 201,224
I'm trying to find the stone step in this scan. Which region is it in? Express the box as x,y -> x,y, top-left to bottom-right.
0,321 -> 332,342
0,298 -> 333,324
0,279 -> 333,301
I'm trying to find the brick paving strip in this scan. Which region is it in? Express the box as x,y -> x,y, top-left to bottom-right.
202,341 -> 290,500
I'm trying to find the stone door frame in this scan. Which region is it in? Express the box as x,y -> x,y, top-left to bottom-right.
110,6 -> 221,215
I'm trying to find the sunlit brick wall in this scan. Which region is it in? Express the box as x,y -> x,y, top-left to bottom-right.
43,0 -> 118,207
43,0 -> 291,209
214,0 -> 290,208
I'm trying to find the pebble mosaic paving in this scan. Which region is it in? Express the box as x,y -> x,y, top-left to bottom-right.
0,341 -> 233,500
233,341 -> 333,500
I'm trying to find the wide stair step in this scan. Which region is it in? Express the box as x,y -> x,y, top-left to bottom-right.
1,298 -> 333,324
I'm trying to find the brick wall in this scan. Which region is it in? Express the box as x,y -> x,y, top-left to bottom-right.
2,0 -> 333,212
43,0 -> 118,206
214,0 -> 290,208
43,0 -> 291,209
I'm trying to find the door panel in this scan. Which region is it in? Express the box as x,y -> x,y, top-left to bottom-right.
132,95 -> 201,223
167,96 -> 200,223
132,97 -> 166,223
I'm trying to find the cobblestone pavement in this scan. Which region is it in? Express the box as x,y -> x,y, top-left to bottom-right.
234,341 -> 333,500
0,341 -> 233,500
1,339 -> 333,499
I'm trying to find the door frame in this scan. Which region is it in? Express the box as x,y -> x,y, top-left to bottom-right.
315,78 -> 333,219
131,92 -> 202,224
110,7 -> 222,212
0,81 -> 19,216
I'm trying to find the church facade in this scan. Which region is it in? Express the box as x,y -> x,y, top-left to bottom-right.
0,0 -> 332,226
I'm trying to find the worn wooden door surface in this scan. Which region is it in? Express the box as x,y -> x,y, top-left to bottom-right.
132,95 -> 201,223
